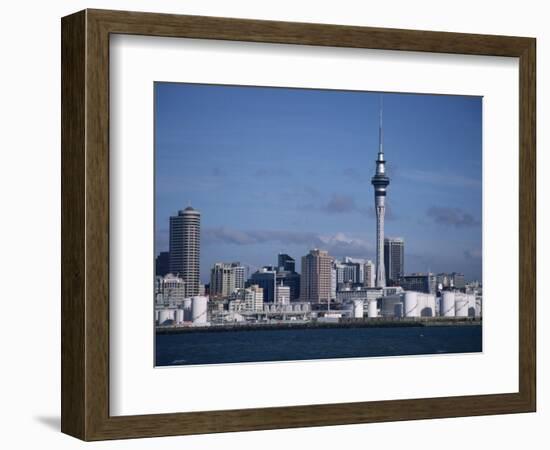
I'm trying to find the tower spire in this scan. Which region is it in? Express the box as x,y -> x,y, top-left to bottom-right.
378,94 -> 384,157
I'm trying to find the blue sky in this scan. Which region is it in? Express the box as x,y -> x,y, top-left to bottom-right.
155,83 -> 482,283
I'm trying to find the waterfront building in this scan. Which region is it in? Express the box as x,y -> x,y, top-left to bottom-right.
336,286 -> 383,304
233,263 -> 246,290
155,251 -> 170,277
330,266 -> 337,300
276,270 -> 301,302
155,273 -> 186,306
436,272 -> 466,291
398,273 -> 436,294
210,262 -> 245,298
249,266 -> 277,303
371,97 -> 390,288
384,237 -> 404,285
276,282 -> 291,305
275,253 -> 300,301
436,273 -> 452,289
451,272 -> 466,289
335,257 -> 371,289
169,206 -> 200,297
229,284 -> 264,312
300,249 -> 332,304
363,260 -> 375,288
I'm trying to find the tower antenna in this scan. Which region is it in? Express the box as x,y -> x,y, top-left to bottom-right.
379,94 -> 384,155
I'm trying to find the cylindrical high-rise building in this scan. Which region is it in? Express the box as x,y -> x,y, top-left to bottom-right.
169,206 -> 201,297
371,98 -> 390,288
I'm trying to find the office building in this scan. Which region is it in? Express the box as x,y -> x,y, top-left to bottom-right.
300,249 -> 332,303
233,263 -> 246,290
436,272 -> 466,290
363,260 -> 375,288
229,284 -> 264,313
398,273 -> 436,295
169,206 -> 200,297
276,282 -> 291,305
249,266 -> 277,303
155,251 -> 170,277
155,273 -> 186,306
276,270 -> 301,302
278,253 -> 296,272
451,272 -> 466,290
384,237 -> 404,285
210,262 -> 245,298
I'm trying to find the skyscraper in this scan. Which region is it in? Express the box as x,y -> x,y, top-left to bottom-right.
363,260 -> 375,288
384,237 -> 404,285
276,270 -> 301,302
249,267 -> 277,303
169,206 -> 200,297
276,253 -> 301,301
371,97 -> 390,288
210,262 -> 245,298
277,253 -> 296,272
155,251 -> 170,277
300,249 -> 332,304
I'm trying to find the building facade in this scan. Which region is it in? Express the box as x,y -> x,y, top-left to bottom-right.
169,206 -> 201,297
384,237 -> 404,285
363,260 -> 376,288
436,272 -> 466,290
277,253 -> 296,272
155,251 -> 170,277
275,270 -> 301,302
155,273 -> 186,306
398,273 -> 436,295
275,282 -> 291,305
229,284 -> 264,312
210,262 -> 246,298
300,249 -> 332,303
249,266 -> 277,303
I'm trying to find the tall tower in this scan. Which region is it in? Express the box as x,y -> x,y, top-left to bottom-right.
371,97 -> 390,288
169,206 -> 201,297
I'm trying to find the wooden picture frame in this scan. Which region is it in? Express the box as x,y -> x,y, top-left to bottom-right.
61,9 -> 536,441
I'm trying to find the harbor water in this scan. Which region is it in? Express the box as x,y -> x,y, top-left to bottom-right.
155,324 -> 482,366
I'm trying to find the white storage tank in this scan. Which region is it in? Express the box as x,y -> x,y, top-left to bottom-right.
352,300 -> 364,318
381,296 -> 403,318
404,291 -> 419,318
441,291 -> 455,317
192,296 -> 208,325
175,309 -> 184,324
419,293 -> 436,317
475,296 -> 482,318
467,294 -> 476,317
183,297 -> 193,321
455,294 -> 469,317
368,299 -> 378,318
158,309 -> 174,325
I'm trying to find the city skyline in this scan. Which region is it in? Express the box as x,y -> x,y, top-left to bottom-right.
155,83 -> 482,283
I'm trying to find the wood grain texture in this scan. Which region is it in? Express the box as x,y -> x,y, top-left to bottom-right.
61,10 -> 86,439
61,9 -> 537,441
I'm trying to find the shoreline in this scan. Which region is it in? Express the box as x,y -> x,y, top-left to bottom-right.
156,317 -> 482,335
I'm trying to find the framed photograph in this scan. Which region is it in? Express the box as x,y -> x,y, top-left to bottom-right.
61,9 -> 536,440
